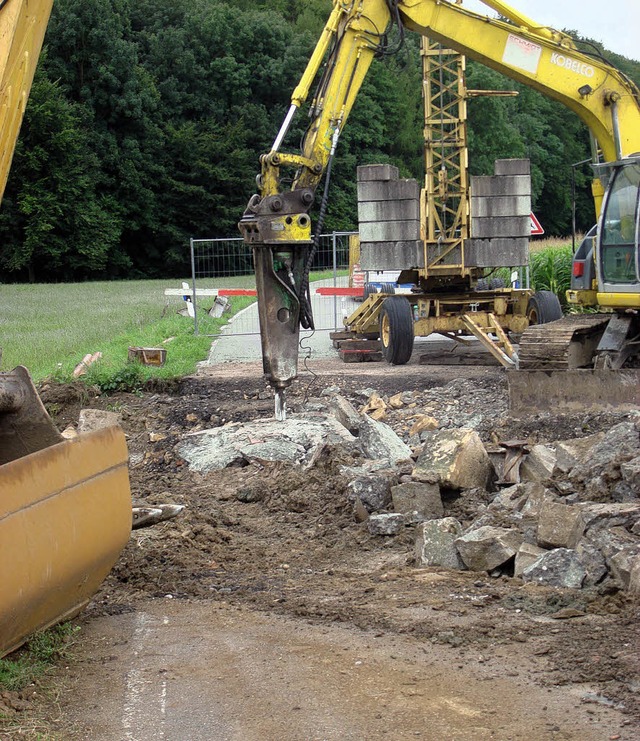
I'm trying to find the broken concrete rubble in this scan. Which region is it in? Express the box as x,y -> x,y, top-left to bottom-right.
536,501 -> 585,549
553,432 -> 605,475
391,481 -> 443,520
347,471 -> 396,512
329,395 -> 361,436
368,513 -> 405,536
522,548 -> 587,589
567,420 -> 640,502
176,393 -> 640,592
514,542 -> 547,577
358,414 -> 412,465
519,444 -> 555,482
413,428 -> 492,490
414,518 -> 465,570
178,414 -> 356,472
78,408 -> 122,433
408,414 -> 439,437
455,526 -> 522,572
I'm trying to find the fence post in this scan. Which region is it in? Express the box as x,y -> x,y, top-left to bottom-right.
190,237 -> 199,336
332,232 -> 338,330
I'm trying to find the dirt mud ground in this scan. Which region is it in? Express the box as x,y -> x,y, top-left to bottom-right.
3,357 -> 639,739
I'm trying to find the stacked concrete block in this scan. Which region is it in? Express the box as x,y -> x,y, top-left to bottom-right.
357,164 -> 424,271
467,159 -> 531,268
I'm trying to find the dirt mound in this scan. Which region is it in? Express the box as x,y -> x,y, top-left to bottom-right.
37,363 -> 640,720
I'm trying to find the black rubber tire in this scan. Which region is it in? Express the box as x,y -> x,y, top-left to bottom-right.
526,290 -> 563,325
380,282 -> 396,294
475,278 -> 489,292
379,296 -> 414,365
489,276 -> 506,289
362,283 -> 378,302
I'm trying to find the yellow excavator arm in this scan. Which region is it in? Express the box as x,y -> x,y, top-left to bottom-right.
255,0 -> 639,210
0,0 -> 54,202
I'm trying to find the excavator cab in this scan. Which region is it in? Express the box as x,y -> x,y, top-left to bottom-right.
598,159 -> 640,295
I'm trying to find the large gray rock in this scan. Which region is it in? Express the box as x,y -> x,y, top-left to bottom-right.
455,526 -> 522,572
391,482 -> 443,520
536,502 -> 585,549
609,548 -> 640,589
414,518 -> 465,570
329,395 -> 362,436
520,483 -> 560,518
520,445 -> 556,483
577,502 -> 640,533
575,541 -> 608,587
358,415 -> 412,465
554,433 -> 605,475
568,421 -> 640,501
586,525 -> 638,564
78,408 -> 122,433
413,428 -> 492,490
347,472 -> 396,512
616,455 -> 640,501
522,549 -> 586,589
514,542 -> 547,577
629,558 -> 640,594
487,484 -> 528,513
178,414 -> 355,472
368,513 -> 406,536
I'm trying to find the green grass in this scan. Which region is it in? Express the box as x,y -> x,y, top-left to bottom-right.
491,239 -> 574,302
0,270 -> 348,386
0,278 -> 220,382
0,624 -> 78,694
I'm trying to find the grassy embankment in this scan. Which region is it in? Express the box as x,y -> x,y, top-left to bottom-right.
0,271 -> 346,388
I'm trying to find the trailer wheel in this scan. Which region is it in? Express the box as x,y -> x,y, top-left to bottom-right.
380,282 -> 396,294
362,283 -> 378,302
526,290 -> 563,324
379,296 -> 414,365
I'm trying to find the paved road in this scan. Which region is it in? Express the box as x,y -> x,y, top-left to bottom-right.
57,601 -> 624,741
205,278 -> 359,365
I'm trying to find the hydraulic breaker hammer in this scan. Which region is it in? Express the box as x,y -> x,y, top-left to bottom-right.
239,189 -> 314,420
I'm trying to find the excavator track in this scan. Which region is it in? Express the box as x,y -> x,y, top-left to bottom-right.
517,314 -> 611,370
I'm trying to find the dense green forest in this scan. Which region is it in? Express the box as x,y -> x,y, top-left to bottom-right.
0,0 -> 638,282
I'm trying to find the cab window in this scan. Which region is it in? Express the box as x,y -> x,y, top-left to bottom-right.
601,163 -> 639,284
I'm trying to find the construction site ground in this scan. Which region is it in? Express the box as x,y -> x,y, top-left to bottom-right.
3,354 -> 639,740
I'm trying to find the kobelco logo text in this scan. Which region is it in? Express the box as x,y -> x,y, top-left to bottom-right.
550,52 -> 595,78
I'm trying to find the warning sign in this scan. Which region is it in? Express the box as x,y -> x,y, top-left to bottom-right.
530,212 -> 544,236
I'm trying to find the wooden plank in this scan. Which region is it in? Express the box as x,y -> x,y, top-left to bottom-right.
339,349 -> 384,363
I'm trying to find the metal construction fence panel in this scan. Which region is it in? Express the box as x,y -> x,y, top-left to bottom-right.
188,232 -> 358,337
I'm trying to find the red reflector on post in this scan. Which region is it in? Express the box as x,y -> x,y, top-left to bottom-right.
572,261 -> 584,278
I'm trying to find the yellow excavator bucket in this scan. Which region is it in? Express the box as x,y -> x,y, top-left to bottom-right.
0,368 -> 132,657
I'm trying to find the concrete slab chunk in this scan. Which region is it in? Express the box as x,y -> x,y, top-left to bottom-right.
514,543 -> 547,577
357,164 -> 399,182
537,502 -> 585,549
414,518 -> 465,570
455,526 -> 522,572
520,445 -> 556,483
413,428 -> 493,490
368,513 -> 405,536
391,482 -> 443,520
178,414 -> 356,472
78,408 -> 122,433
358,415 -> 413,465
522,549 -> 587,589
